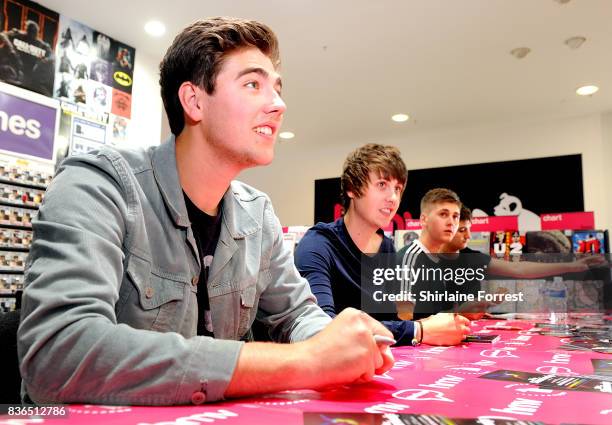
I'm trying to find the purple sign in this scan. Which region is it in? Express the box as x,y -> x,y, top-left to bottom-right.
0,88 -> 57,161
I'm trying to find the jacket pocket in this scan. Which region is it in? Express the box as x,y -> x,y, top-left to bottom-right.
236,284 -> 255,335
122,254 -> 186,332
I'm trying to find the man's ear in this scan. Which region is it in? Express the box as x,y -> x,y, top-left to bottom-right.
347,190 -> 355,199
420,212 -> 427,227
178,82 -> 204,125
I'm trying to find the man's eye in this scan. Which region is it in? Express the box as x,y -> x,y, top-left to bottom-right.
245,81 -> 259,89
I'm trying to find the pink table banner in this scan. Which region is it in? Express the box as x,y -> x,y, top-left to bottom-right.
2,320 -> 610,425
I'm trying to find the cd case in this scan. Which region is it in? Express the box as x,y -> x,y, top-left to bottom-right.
465,334 -> 500,343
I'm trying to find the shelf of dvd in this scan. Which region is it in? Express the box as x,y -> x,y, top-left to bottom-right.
0,158 -> 53,313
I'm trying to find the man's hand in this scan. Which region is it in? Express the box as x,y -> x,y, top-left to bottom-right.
420,313 -> 471,346
455,300 -> 495,320
225,308 -> 395,398
300,308 -> 395,388
455,287 -> 509,320
571,255 -> 608,272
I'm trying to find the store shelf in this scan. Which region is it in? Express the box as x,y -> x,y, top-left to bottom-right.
0,176 -> 48,191
0,200 -> 39,210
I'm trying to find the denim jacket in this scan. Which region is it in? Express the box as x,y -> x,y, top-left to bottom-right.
17,138 -> 330,405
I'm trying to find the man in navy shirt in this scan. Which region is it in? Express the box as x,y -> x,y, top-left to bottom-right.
295,144 -> 470,346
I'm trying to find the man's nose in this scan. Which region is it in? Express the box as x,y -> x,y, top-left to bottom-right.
388,189 -> 399,202
265,90 -> 286,115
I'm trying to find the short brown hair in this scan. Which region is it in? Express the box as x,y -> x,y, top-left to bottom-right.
159,17 -> 280,136
460,205 -> 472,222
420,188 -> 461,213
340,144 -> 407,210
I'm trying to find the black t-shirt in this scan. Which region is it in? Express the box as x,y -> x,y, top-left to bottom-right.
441,247 -> 492,310
459,246 -> 492,263
397,244 -> 492,318
184,193 -> 223,337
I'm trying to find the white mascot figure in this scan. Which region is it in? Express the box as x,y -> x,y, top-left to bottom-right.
472,193 -> 541,232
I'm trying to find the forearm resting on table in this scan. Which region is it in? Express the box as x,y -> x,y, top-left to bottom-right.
225,308 -> 395,397
224,341 -> 319,398
490,257 -> 599,278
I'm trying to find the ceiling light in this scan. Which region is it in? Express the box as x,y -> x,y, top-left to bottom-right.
510,47 -> 531,59
279,131 -> 295,140
144,20 -> 166,37
564,36 -> 586,49
576,85 -> 599,96
391,114 -> 409,122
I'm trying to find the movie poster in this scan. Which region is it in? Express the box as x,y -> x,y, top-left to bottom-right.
572,230 -> 608,254
0,0 -> 59,96
491,230 -> 510,258
525,230 -> 573,254
490,231 -> 524,258
52,15 -> 134,154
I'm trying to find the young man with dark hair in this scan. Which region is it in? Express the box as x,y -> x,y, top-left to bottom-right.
396,188 -> 464,319
295,145 -> 470,347
18,18 -> 393,406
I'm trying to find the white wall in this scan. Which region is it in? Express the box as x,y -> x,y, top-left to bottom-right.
129,51 -> 163,149
240,113 -> 612,232
160,108 -> 171,143
600,112 -> 612,232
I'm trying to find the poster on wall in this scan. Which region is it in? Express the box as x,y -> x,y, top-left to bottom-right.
53,15 -> 135,115
107,113 -> 128,145
55,100 -> 105,157
0,81 -> 59,162
69,116 -> 106,155
52,15 -> 134,154
314,155 -> 584,232
0,0 -> 59,96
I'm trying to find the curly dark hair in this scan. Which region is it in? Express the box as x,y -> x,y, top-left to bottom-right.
159,17 -> 280,136
340,144 -> 407,210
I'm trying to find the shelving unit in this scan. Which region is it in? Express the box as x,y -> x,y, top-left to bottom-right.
0,159 -> 53,312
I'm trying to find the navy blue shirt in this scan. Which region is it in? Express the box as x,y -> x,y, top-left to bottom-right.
295,218 -> 415,345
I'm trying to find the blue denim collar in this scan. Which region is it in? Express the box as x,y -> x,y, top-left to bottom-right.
151,136 -> 259,238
